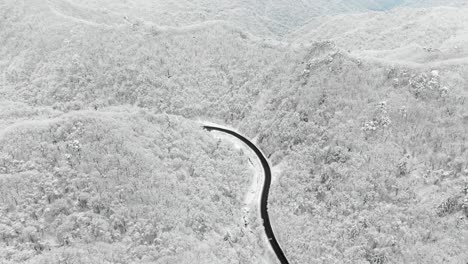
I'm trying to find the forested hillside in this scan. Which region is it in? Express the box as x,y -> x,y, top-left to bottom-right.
240,42 -> 468,263
0,0 -> 290,122
289,6 -> 468,65
0,105 -> 264,263
1,0 -> 467,263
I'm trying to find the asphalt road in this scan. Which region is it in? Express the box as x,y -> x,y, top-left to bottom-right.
203,125 -> 290,264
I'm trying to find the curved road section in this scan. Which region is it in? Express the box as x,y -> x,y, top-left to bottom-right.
203,125 -> 290,264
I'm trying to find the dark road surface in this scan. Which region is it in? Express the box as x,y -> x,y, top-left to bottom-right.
203,125 -> 290,264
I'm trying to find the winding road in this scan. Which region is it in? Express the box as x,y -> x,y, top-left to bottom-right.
203,125 -> 290,264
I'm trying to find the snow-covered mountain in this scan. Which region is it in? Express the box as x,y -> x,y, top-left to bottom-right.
1,1 -> 467,264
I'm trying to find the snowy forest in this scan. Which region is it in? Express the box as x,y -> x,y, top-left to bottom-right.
1,0 -> 468,263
